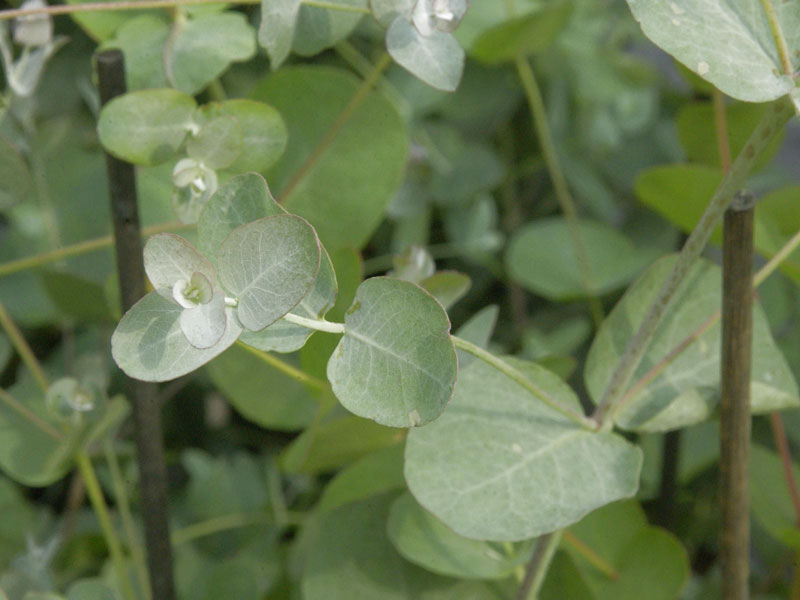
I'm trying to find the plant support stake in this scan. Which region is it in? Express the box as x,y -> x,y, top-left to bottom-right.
97,49 -> 175,600
720,190 -> 755,600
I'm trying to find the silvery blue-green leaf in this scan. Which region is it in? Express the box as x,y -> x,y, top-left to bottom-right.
454,304 -> 498,369
292,0 -> 366,56
411,0 -> 468,37
218,215 -> 321,331
625,0 -> 800,102
258,0 -> 302,68
327,277 -> 457,428
505,217 -> 647,300
239,246 -> 337,352
100,15 -> 169,90
198,173 -> 285,266
195,100 -> 288,173
179,289 -> 227,348
585,255 -> 800,432
386,16 -> 465,92
419,271 -> 470,310
390,246 -> 435,283
166,12 -> 256,95
186,114 -> 242,170
370,0 -> 414,27
0,136 -> 33,209
405,359 -> 642,541
303,492 -> 507,600
387,491 -> 530,579
97,89 -> 196,165
111,291 -> 242,381
143,233 -> 218,296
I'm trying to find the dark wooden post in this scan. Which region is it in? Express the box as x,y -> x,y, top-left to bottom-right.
96,49 -> 175,600
720,190 -> 755,600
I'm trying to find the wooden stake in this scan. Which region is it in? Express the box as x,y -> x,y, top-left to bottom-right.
96,49 -> 175,600
720,190 -> 755,600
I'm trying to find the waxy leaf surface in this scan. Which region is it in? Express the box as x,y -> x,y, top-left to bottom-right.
405,359 -> 642,541
327,277 -> 457,428
258,0 -> 302,68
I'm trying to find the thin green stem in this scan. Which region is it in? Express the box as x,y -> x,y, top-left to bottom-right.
235,341 -> 329,391
278,52 -> 392,203
76,451 -> 138,600
592,98 -> 793,429
514,54 -> 603,327
0,301 -> 48,393
561,530 -> 618,580
0,221 -> 191,279
282,312 -> 345,334
0,387 -> 63,440
753,227 -> 800,286
171,513 -> 273,546
515,530 -> 562,600
0,0 -> 367,20
104,440 -> 152,600
451,336 -> 594,429
760,0 -> 794,76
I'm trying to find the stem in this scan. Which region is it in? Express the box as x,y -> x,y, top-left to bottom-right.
713,89 -> 731,173
171,513 -> 272,546
0,0 -> 368,20
235,341 -> 329,391
719,201 -> 755,600
0,221 -> 191,279
769,413 -> 800,527
451,336 -> 594,429
105,440 -> 152,600
592,98 -> 792,429
514,54 -> 603,327
278,52 -> 392,203
98,49 -> 175,600
760,0 -> 794,76
561,530 -> 618,580
75,451 -> 138,600
753,226 -> 800,286
0,301 -> 49,393
0,387 -> 63,440
515,530 -> 562,600
282,312 -> 345,334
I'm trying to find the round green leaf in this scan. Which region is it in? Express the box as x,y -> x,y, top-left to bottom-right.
166,12 -> 256,95
0,136 -> 33,209
143,233 -> 218,295
625,0 -> 800,102
196,99 -> 288,173
386,16 -> 465,92
258,0 -> 302,68
100,15 -> 170,90
327,277 -> 457,428
505,217 -> 646,300
111,291 -> 242,381
405,359 -> 642,541
387,491 -> 529,579
97,89 -> 196,166
251,66 -> 408,250
239,245 -> 337,352
419,271 -> 470,310
186,114 -> 243,170
218,214 -> 321,332
179,289 -> 227,349
585,255 -> 800,432
370,0 -> 414,27
292,0 -> 366,56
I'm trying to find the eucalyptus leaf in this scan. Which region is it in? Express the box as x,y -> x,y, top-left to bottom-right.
258,0 -> 302,68
97,89 -> 196,166
179,289 -> 227,349
166,12 -> 256,95
197,172 -> 285,267
206,343 -> 317,430
111,291 -> 242,381
239,245 -> 336,353
185,115 -> 242,170
65,580 -> 116,600
454,305 -> 498,369
217,215 -> 321,332
750,444 -> 800,549
195,100 -> 288,173
143,233 -> 218,296
327,277 -> 457,428
370,0 -> 414,27
386,16 -> 465,92
506,218 -> 647,300
625,0 -> 800,102
292,0 -> 366,56
584,255 -> 800,432
252,66 -> 408,250
387,492 -> 529,579
0,136 -> 33,209
100,15 -> 170,90
419,271 -> 470,310
405,359 -> 642,541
